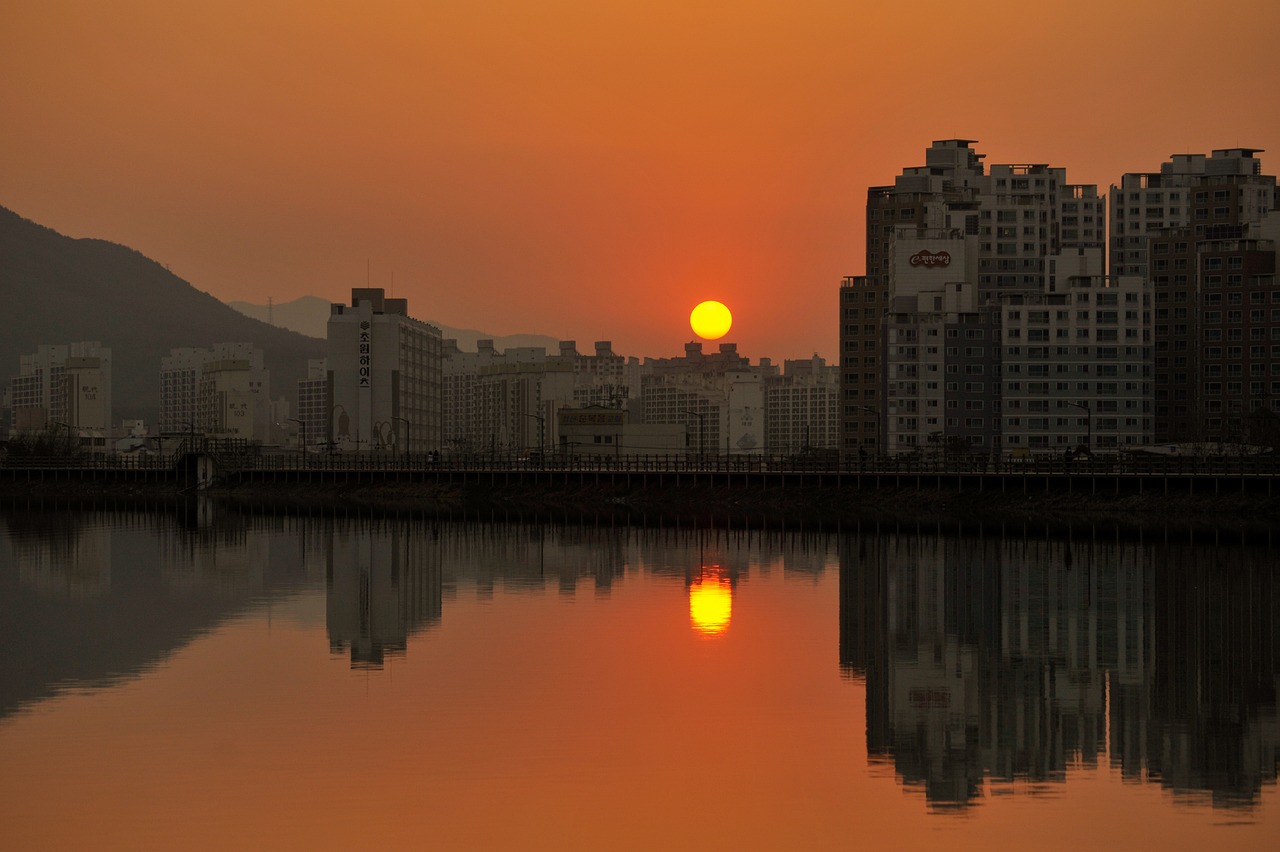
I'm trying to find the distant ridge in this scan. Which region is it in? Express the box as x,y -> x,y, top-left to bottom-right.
0,205 -> 325,423
228,296 -> 564,353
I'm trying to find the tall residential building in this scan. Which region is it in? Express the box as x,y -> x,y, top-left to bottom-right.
1114,150 -> 1279,443
844,139 -> 1113,456
999,275 -> 1150,453
442,339 -> 506,453
160,343 -> 269,441
295,359 -> 328,450
475,356 -> 576,454
442,339 -> 643,455
328,288 -> 443,453
640,342 -> 771,455
7,342 -> 112,446
197,347 -> 270,441
158,348 -> 205,434
1150,221 -> 1278,442
1110,148 -> 1274,280
763,355 -> 840,453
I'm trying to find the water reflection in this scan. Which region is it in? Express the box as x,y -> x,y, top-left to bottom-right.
689,567 -> 733,635
839,524 -> 1280,811
0,504 -> 318,719
2,504 -> 1276,820
325,525 -> 442,668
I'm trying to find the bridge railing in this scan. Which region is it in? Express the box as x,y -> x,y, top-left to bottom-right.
5,449 -> 1280,477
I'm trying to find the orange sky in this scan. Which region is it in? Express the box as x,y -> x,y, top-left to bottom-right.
3,0 -> 1279,360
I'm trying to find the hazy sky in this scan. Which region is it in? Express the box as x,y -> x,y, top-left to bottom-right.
4,0 -> 1279,360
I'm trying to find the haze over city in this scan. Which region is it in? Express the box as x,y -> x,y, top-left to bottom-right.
4,1 -> 1280,360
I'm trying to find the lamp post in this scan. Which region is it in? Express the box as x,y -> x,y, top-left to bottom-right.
857,405 -> 881,456
392,416 -> 410,465
1066,401 -> 1092,453
524,413 -> 546,460
50,420 -> 77,456
179,421 -> 196,452
680,409 -> 706,460
287,417 -> 305,464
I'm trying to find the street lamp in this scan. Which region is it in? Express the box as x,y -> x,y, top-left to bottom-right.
287,417 -> 306,462
392,416 -> 410,464
1066,401 -> 1092,454
524,413 -> 546,459
50,420 -> 78,455
179,421 -> 196,451
857,405 -> 881,455
680,409 -> 706,459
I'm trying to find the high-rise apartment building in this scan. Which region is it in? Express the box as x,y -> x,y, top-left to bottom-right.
1110,149 -> 1274,280
442,339 -> 645,455
328,288 -> 442,453
999,275 -> 1150,453
160,343 -> 270,441
763,355 -> 839,454
1149,220 -> 1279,442
639,342 -> 769,455
845,140 -> 1112,456
7,341 -> 112,447
295,359 -> 328,451
1114,150 -> 1279,444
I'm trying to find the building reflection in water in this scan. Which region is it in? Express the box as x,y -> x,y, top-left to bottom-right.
0,502 -> 317,720
326,521 -> 443,669
840,524 -> 1279,811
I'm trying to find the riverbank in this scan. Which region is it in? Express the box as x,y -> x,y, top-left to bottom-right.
2,476 -> 1277,538
207,478 -> 1280,538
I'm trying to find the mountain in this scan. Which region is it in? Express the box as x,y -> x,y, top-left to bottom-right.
228,296 -> 563,353
0,205 -> 325,424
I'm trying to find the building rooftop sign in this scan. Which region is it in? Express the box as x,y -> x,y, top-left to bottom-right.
909,250 -> 952,269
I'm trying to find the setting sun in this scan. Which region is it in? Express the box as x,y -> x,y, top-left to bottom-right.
690,300 -> 732,341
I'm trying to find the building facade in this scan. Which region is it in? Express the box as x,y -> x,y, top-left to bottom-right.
160,343 -> 270,442
1116,150 -> 1280,444
328,288 -> 442,453
7,341 -> 112,448
295,359 -> 328,450
762,355 -> 840,454
844,139 -> 1133,457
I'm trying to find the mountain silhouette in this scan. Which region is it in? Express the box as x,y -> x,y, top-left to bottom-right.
0,205 -> 325,425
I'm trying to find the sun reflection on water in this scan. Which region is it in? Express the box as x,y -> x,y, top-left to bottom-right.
688,568 -> 732,636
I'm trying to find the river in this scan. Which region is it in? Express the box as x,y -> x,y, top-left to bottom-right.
0,503 -> 1275,850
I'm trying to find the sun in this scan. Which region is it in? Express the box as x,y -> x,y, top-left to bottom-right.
690,300 -> 732,340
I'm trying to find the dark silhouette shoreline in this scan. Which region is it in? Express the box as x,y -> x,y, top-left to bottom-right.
2,477 -> 1277,542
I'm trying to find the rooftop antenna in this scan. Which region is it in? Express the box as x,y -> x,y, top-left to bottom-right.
268,296 -> 273,326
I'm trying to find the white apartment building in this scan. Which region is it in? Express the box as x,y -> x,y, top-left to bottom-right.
442,339 -> 505,453
328,288 -> 442,453
442,339 -> 643,455
197,349 -> 270,442
7,342 -> 112,447
763,355 -> 840,453
1110,148 -> 1274,280
475,358 -> 576,455
856,140 -> 1135,456
160,343 -> 269,442
1000,275 -> 1151,454
638,342 -> 770,456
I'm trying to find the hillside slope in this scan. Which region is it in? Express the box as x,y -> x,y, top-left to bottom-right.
0,205 -> 325,422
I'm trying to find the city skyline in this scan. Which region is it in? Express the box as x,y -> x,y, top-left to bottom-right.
4,1 -> 1280,361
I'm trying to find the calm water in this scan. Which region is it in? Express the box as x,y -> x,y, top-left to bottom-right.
0,505 -> 1276,850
